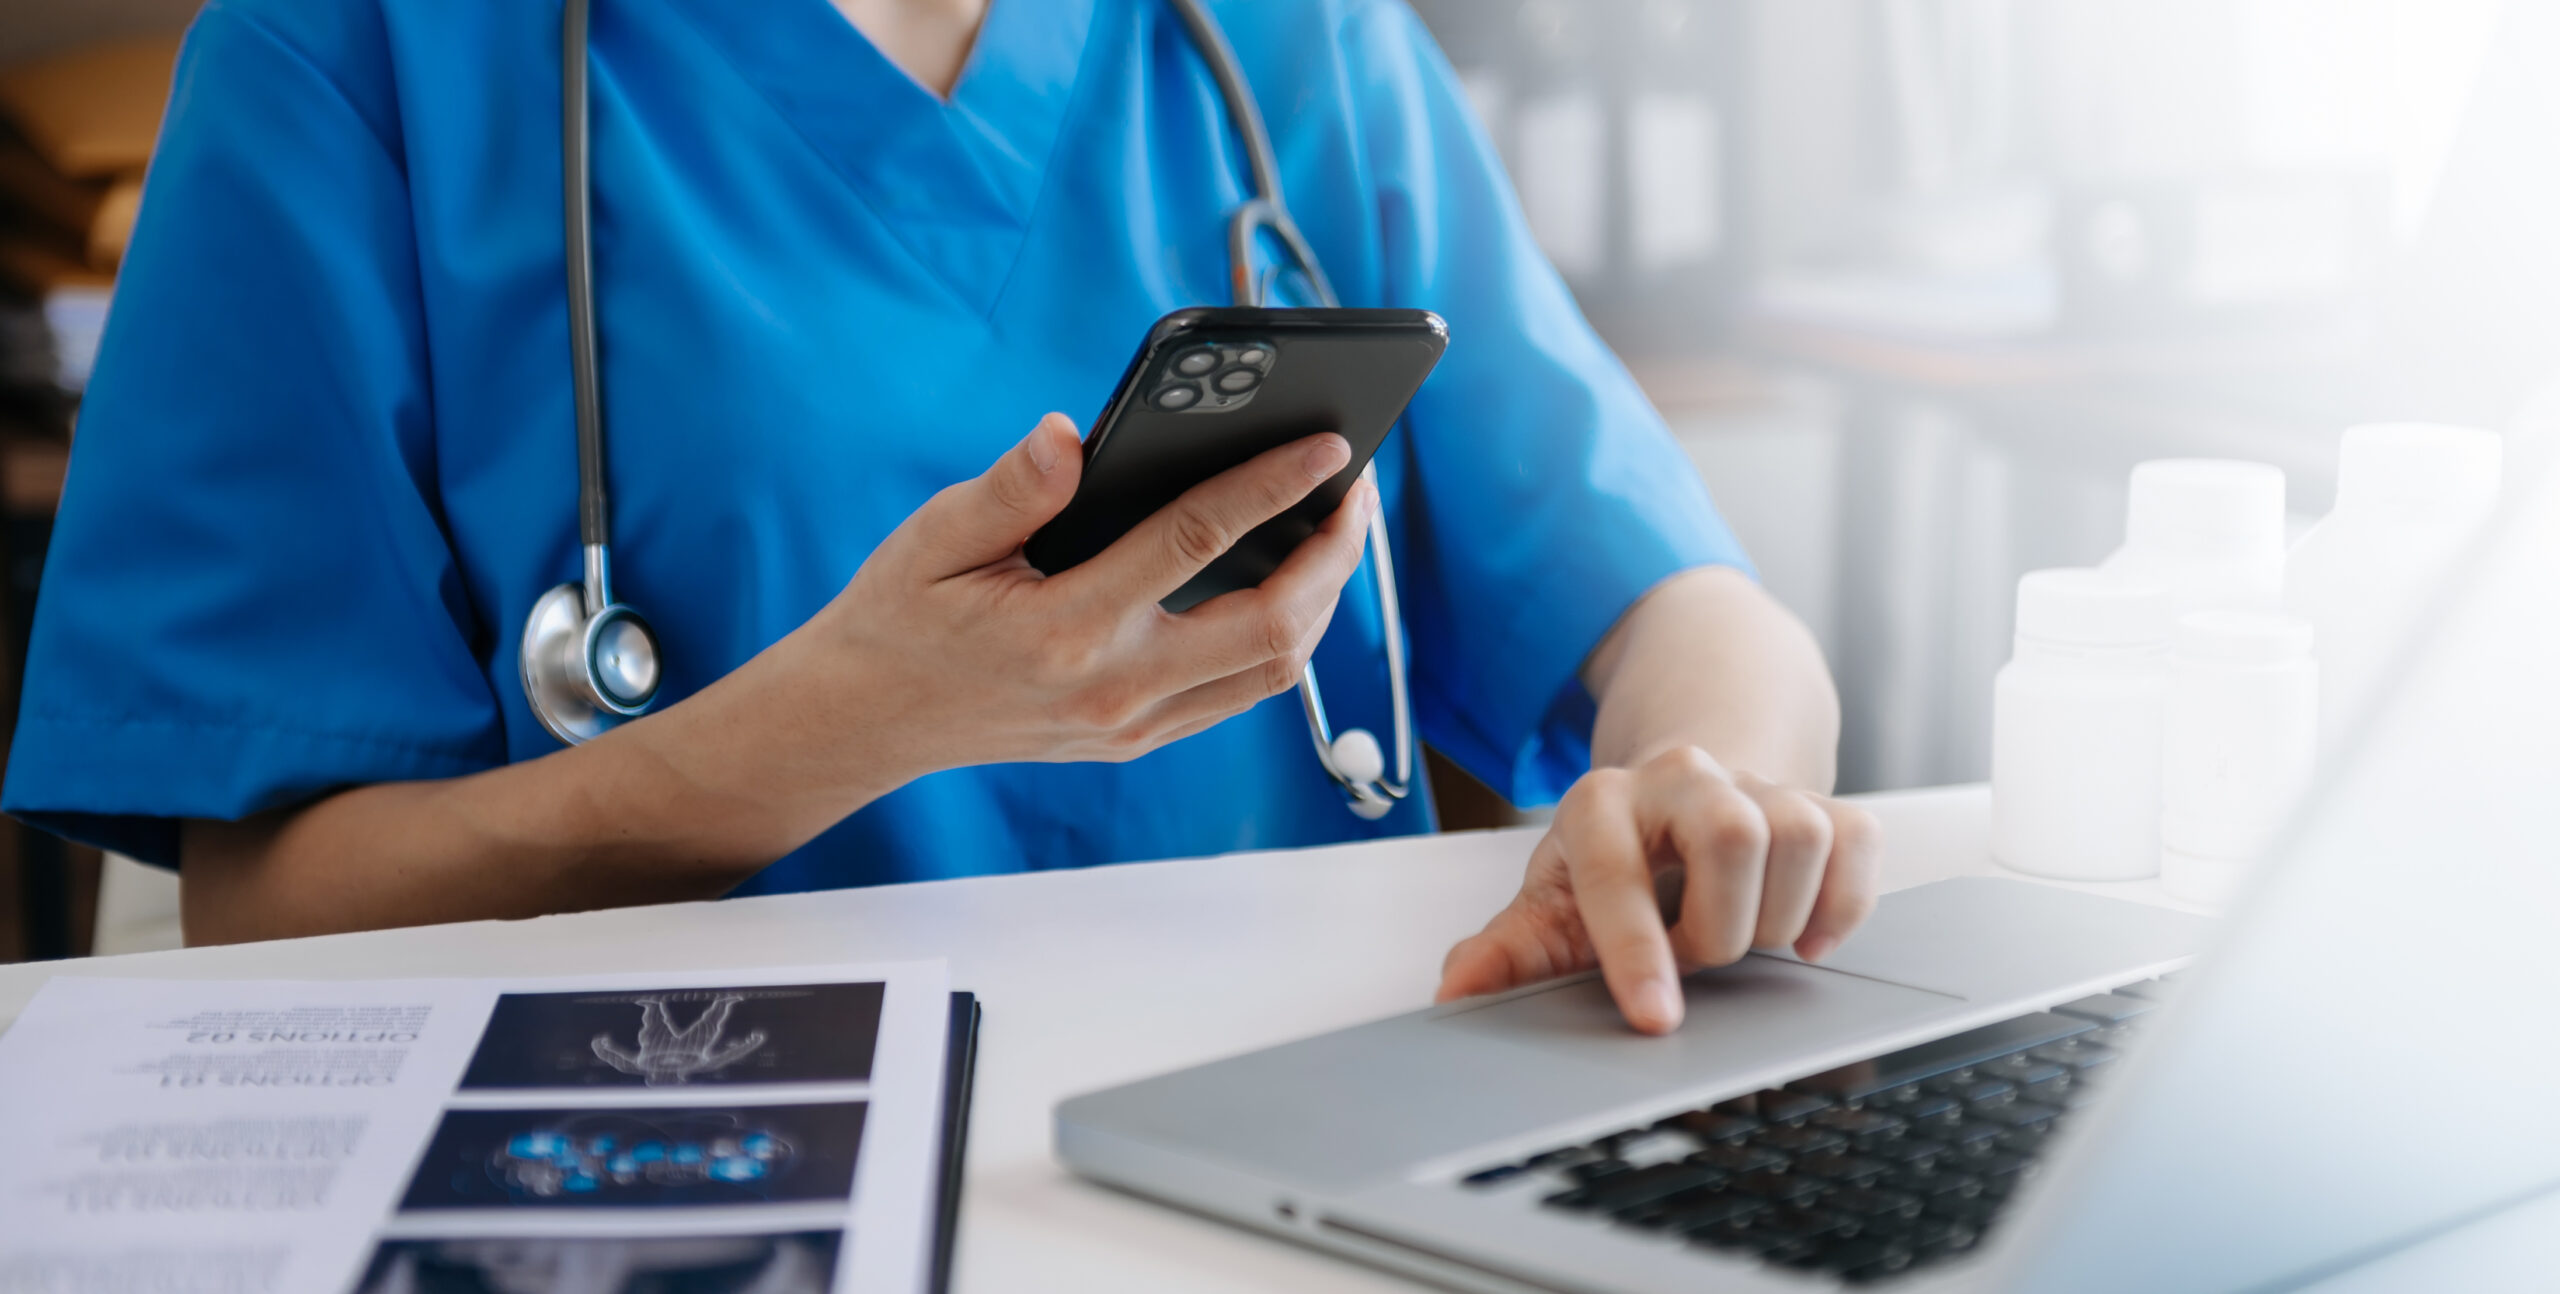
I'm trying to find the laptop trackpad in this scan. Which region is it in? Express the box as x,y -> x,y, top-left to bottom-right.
1432,956 -> 1963,1081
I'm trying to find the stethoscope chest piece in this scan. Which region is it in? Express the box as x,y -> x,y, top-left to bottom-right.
520,577 -> 662,746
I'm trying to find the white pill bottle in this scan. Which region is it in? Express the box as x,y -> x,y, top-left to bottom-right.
2102,458 -> 2288,619
2158,612 -> 2320,906
2285,424 -> 2502,755
1991,570 -> 2175,881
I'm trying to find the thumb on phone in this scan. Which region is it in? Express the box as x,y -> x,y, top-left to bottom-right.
908,413 -> 1084,574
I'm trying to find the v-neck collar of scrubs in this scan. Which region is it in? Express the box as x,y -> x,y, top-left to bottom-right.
656,0 -> 1099,312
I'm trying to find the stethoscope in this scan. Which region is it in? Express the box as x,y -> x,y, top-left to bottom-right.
523,0 -> 1414,819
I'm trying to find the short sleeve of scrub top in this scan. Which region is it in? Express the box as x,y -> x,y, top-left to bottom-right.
1314,0 -> 1752,804
3,0 -> 1754,886
6,4 -> 508,867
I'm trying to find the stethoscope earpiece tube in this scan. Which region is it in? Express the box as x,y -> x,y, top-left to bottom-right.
1173,0 -> 1414,817
523,0 -> 1411,823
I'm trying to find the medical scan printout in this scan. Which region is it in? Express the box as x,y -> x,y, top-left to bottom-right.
0,960 -> 955,1294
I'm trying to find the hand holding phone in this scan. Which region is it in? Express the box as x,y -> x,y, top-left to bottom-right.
1027,307 -> 1446,611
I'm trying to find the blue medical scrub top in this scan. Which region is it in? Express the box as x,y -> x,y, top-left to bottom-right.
3,0 -> 1750,891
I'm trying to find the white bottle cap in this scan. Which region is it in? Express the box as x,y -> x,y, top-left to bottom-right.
2123,459 -> 2288,563
2173,610 -> 2313,666
2015,569 -> 2172,647
2332,423 -> 2503,525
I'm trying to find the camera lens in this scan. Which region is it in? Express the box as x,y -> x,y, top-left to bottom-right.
1155,383 -> 1201,410
1214,368 -> 1260,394
1174,348 -> 1219,377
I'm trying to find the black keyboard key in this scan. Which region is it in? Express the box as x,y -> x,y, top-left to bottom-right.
1525,1145 -> 1600,1171
1966,1100 -> 2060,1131
1846,1210 -> 1923,1244
1972,1151 -> 2035,1183
1460,1163 -> 1523,1187
1939,1120 -> 2005,1152
1824,1238 -> 1919,1280
1610,1207 -> 1691,1233
1769,1248 -> 1838,1273
1845,1256 -> 1925,1285
1689,1220 -> 1813,1261
1577,1161 -> 1730,1212
1926,1073 -> 2015,1105
1897,1092 -> 1963,1125
1981,1055 -> 2070,1091
1792,1151 -> 1889,1185
1754,1205 -> 1861,1242
2052,993 -> 2152,1025
1661,1109 -> 1760,1143
1855,1204 -> 1963,1237
1810,1106 -> 1908,1145
1753,1124 -> 1849,1155
1566,1157 -> 1634,1183
1728,1171 -> 1828,1205
1754,1091 -> 1837,1124
1689,1143 -> 1786,1174
1872,1135 -> 1948,1167
2031,1041 -> 2121,1074
1902,1216 -> 1978,1252
1823,1186 -> 1925,1220
1652,1189 -> 1767,1231
1790,1013 -> 2092,1101
1880,1167 -> 1983,1202
2111,977 -> 2175,1000
1922,1191 -> 1999,1224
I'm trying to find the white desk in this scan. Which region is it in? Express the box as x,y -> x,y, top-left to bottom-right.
0,785 -> 2536,1290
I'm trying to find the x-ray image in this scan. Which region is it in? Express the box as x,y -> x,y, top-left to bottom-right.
399,1104 -> 865,1211
459,983 -> 884,1090
350,1231 -> 843,1294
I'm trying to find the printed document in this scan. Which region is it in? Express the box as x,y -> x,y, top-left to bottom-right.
0,960 -> 954,1294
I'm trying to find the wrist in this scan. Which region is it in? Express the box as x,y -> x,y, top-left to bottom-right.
607,626 -> 932,865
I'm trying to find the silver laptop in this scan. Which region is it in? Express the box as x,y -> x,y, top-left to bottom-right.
1056,433 -> 2560,1290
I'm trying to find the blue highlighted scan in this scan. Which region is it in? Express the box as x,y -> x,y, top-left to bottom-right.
488,1114 -> 793,1199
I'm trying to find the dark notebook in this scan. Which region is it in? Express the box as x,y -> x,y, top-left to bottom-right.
931,992 -> 981,1294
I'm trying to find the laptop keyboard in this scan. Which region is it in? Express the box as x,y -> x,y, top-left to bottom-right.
1455,978 -> 2175,1285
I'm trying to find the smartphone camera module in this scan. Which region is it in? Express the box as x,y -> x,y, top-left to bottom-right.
1154,339 -> 1276,414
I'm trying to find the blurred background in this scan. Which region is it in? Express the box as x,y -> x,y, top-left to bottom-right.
1,0 -> 2553,960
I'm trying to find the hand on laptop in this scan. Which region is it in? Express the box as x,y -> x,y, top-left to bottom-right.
1435,746 -> 1881,1036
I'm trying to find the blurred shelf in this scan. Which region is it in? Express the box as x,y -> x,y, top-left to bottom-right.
1624,350 -> 1797,417
1739,312 -> 2380,393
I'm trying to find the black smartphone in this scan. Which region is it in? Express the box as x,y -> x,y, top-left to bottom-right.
1027,306 -> 1447,611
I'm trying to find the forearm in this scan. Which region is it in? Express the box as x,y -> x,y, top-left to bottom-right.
1581,566 -> 1840,791
175,416 -> 1366,943
180,629 -> 917,944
